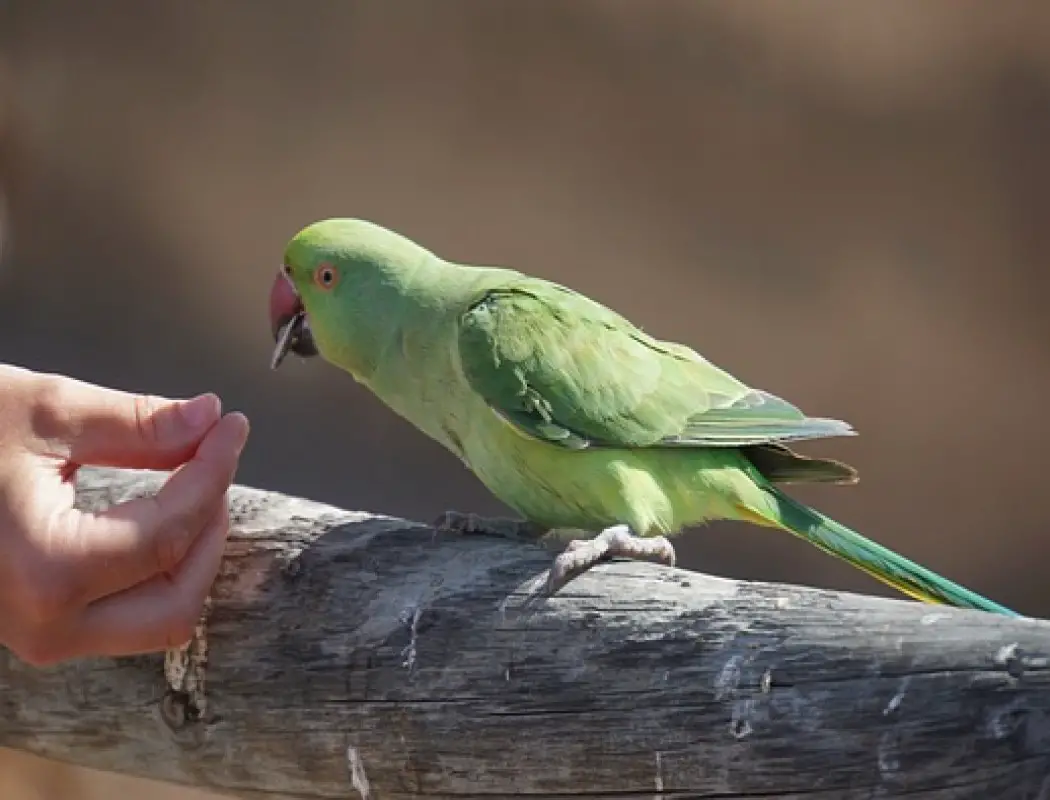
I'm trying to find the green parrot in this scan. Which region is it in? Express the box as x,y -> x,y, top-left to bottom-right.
268,218 -> 1016,616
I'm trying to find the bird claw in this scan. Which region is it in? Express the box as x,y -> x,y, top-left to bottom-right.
546,524 -> 676,594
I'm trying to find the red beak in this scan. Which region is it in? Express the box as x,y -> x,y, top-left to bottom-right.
268,270 -> 317,369
269,270 -> 303,340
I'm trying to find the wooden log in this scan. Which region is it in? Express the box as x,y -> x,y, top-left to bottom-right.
2,466 -> 1050,799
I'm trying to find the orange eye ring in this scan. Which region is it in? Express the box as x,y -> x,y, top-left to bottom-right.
313,262 -> 339,290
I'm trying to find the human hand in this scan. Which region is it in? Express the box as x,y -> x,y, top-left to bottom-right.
0,364 -> 250,665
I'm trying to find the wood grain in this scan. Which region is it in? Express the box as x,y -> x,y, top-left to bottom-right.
2,466 -> 1049,799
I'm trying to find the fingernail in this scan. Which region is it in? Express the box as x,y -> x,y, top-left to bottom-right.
229,411 -> 250,454
180,393 -> 221,429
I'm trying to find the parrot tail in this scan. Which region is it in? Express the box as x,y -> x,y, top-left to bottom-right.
750,484 -> 1019,617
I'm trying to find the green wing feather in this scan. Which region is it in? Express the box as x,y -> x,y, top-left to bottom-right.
456,282 -> 855,451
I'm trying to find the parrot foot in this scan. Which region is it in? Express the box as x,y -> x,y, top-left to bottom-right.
432,510 -> 547,542
546,524 -> 676,594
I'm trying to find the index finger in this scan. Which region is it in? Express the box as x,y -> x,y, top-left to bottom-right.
28,371 -> 222,470
50,412 -> 249,609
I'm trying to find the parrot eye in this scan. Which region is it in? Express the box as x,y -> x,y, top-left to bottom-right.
314,262 -> 338,291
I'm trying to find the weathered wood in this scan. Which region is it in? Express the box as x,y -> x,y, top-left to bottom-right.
2,467 -> 1049,799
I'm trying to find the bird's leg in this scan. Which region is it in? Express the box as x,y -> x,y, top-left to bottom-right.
432,510 -> 548,542
546,524 -> 676,594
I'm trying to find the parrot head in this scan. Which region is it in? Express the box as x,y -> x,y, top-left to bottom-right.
269,218 -> 431,373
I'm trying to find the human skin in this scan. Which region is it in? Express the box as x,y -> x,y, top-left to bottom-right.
0,363 -> 249,665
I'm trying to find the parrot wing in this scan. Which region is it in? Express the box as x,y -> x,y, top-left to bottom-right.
456,282 -> 854,450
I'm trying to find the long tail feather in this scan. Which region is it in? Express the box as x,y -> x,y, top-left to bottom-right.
755,485 -> 1018,617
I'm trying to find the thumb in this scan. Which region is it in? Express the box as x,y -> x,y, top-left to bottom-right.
31,374 -> 223,470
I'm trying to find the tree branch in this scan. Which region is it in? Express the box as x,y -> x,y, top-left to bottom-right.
2,467 -> 1049,799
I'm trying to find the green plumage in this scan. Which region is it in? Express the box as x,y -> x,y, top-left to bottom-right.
275,218 -> 1016,617
458,285 -> 855,450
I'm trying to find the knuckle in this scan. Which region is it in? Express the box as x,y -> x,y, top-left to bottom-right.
133,393 -> 164,445
28,374 -> 73,441
154,516 -> 194,575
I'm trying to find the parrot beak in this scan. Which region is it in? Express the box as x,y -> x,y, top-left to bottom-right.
269,270 -> 318,370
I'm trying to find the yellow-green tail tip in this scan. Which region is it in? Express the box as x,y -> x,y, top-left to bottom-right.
765,486 -> 1019,618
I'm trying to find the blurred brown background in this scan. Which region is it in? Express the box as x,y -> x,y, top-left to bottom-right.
1,1 -> 1049,797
